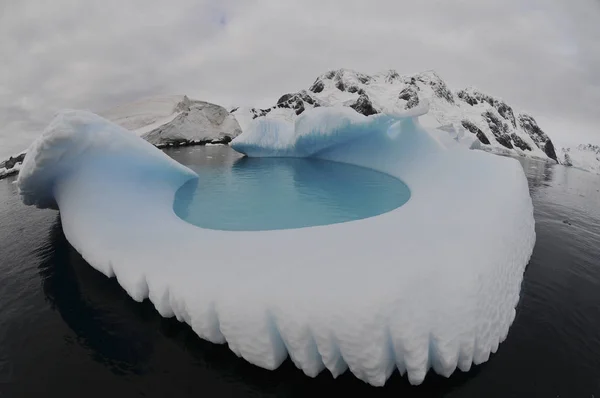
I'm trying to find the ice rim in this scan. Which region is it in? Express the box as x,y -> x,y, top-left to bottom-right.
17,107 -> 535,386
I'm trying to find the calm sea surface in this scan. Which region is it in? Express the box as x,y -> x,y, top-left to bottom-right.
1,145 -> 599,397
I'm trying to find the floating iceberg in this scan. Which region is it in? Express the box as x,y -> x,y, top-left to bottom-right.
18,107 -> 535,386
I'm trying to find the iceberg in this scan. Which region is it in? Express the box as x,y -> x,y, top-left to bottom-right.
100,95 -> 242,147
17,107 -> 535,386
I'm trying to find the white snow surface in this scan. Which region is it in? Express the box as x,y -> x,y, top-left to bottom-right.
18,108 -> 535,386
559,144 -> 600,175
101,95 -> 242,146
99,95 -> 185,134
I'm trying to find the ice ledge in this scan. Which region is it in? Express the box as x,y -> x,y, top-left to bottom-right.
17,108 -> 535,386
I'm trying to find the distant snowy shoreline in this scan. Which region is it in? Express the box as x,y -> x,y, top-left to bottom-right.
2,69 -> 599,178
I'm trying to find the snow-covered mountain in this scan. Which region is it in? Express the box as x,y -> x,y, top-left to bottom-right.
232,69 -> 558,162
560,144 -> 600,175
101,95 -> 242,147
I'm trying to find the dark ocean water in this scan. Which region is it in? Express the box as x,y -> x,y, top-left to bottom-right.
1,145 -> 600,397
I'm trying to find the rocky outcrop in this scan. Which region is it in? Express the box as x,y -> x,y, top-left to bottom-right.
276,90 -> 321,116
309,79 -> 325,94
517,114 -> 557,161
458,89 -> 517,128
482,111 -> 513,149
350,94 -> 378,116
0,153 -> 25,180
461,120 -> 491,145
398,86 -> 420,109
510,133 -> 532,151
418,72 -> 454,103
1,153 -> 25,170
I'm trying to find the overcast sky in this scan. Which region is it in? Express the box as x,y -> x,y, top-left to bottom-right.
1,0 -> 599,158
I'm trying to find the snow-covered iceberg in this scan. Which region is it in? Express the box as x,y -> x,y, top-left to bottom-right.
18,107 -> 535,386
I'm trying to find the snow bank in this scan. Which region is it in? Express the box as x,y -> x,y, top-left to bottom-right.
18,108 -> 535,386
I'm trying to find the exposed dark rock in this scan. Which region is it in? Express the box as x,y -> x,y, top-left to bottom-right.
154,136 -> 232,149
518,114 -> 558,162
274,90 -> 319,116
346,85 -> 365,95
357,74 -> 371,84
0,153 -> 26,170
350,94 -> 378,116
496,102 -> 516,128
510,133 -> 532,151
544,141 -> 557,162
324,70 -> 336,79
483,111 -> 513,149
457,90 -> 479,106
229,106 -> 239,113
398,87 -> 420,109
218,136 -> 233,144
299,91 -> 316,105
251,108 -> 272,119
457,89 -> 516,126
309,79 -> 325,93
429,78 -> 454,103
277,94 -> 293,105
294,102 -> 305,116
0,153 -> 26,179
335,80 -> 345,91
479,93 -> 496,107
461,120 -> 490,145
495,135 -> 514,149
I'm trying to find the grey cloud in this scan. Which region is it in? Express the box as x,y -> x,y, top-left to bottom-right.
0,0 -> 599,158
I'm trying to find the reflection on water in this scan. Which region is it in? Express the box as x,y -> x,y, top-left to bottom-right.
38,220 -> 154,375
1,146 -> 600,397
8,217 -> 479,397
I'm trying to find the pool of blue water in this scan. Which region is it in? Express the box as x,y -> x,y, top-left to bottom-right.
172,155 -> 411,231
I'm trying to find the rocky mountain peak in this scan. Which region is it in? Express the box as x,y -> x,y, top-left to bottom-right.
517,114 -> 557,160
233,68 -> 559,163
